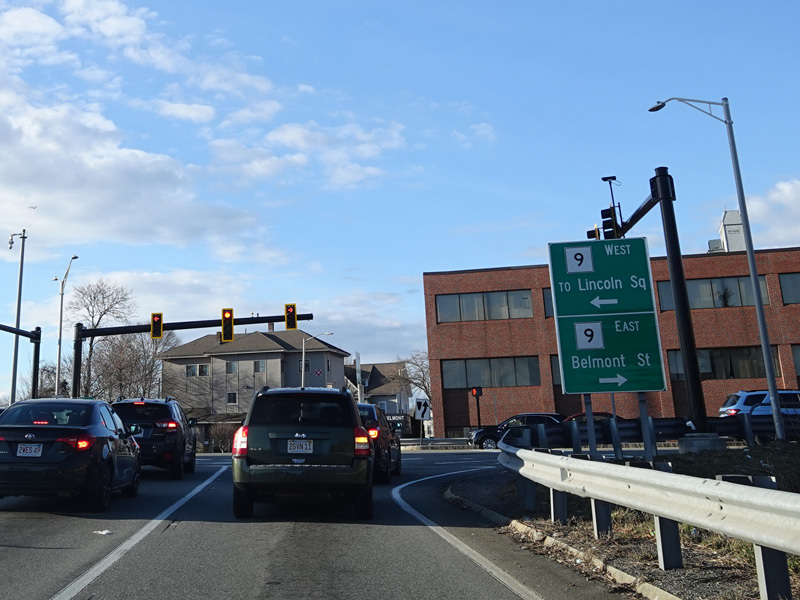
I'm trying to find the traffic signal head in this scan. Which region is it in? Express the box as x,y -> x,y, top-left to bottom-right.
221,308 -> 234,342
586,225 -> 600,240
284,303 -> 297,330
471,386 -> 483,398
150,313 -> 163,339
601,206 -> 621,239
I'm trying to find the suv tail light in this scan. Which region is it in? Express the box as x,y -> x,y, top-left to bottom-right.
725,408 -> 741,416
367,427 -> 380,439
354,427 -> 371,457
232,426 -> 248,457
57,435 -> 97,451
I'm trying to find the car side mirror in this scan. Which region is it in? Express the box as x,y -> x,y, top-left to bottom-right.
128,424 -> 142,436
188,418 -> 197,426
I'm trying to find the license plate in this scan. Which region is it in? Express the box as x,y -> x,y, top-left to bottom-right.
287,440 -> 313,454
17,443 -> 43,457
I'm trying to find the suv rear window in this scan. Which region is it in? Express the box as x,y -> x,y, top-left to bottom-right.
113,403 -> 172,421
250,393 -> 351,426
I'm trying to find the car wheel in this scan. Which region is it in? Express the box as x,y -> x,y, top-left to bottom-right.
392,450 -> 402,476
170,450 -> 185,480
480,437 -> 498,449
233,486 -> 254,518
184,450 -> 196,474
354,485 -> 373,520
122,459 -> 141,498
89,463 -> 113,512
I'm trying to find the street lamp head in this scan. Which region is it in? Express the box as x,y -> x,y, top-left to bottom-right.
71,255 -> 78,260
648,101 -> 667,112
601,175 -> 617,182
53,276 -> 59,282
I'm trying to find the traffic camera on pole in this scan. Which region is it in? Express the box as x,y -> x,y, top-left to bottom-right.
221,308 -> 234,342
150,313 -> 163,339
284,304 -> 297,330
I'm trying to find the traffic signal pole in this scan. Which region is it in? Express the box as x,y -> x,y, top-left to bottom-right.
70,311 -> 313,398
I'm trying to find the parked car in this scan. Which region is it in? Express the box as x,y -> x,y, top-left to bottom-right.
718,390 -> 800,417
0,398 -> 140,511
231,387 -> 374,519
112,397 -> 197,479
358,403 -> 401,482
468,413 -> 566,449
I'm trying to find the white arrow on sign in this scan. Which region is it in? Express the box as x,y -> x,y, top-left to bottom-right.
415,400 -> 431,420
599,374 -> 628,386
590,296 -> 619,309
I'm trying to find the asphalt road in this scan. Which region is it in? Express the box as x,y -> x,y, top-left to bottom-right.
0,451 -> 624,600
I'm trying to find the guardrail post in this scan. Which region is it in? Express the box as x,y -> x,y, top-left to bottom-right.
569,421 -> 581,454
737,413 -> 756,446
516,476 -> 537,512
535,423 -> 550,449
639,392 -> 655,460
717,474 -> 790,600
550,489 -> 568,524
607,417 -> 624,460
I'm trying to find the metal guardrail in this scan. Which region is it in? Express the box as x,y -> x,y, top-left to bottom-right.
498,440 -> 800,599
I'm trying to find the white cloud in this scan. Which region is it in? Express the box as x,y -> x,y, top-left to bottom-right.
747,179 -> 800,248
153,99 -> 215,122
220,100 -> 282,127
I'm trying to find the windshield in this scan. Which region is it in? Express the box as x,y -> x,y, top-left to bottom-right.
0,402 -> 92,426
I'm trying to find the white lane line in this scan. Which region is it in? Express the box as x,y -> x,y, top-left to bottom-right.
392,469 -> 545,600
50,465 -> 228,600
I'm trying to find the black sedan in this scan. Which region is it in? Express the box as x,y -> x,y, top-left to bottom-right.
0,398 -> 140,511
358,403 -> 401,483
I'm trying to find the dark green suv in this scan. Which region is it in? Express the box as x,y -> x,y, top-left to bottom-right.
231,387 -> 374,519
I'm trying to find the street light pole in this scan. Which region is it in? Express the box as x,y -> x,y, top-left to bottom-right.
301,332 -> 332,388
8,229 -> 27,403
649,96 -> 785,439
54,255 -> 78,396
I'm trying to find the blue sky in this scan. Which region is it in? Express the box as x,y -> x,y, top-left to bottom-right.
2,1 -> 800,403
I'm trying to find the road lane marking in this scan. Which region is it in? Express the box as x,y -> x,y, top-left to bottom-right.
392,468 -> 545,600
50,465 -> 228,600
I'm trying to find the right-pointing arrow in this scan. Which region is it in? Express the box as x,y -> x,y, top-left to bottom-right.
599,374 -> 628,386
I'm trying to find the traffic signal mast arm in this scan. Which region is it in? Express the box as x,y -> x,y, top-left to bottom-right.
588,192 -> 660,240
80,312 -> 314,337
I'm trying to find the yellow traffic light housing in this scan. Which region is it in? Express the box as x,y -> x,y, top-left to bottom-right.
221,308 -> 234,342
150,313 -> 163,339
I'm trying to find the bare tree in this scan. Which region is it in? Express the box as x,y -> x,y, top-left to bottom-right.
392,350 -> 431,400
67,278 -> 136,397
94,330 -> 180,399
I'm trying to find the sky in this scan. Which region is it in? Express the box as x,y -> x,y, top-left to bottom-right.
2,1 -> 800,403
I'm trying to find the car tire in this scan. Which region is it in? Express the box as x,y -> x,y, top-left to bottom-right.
184,450 -> 196,474
89,463 -> 113,512
392,451 -> 402,476
170,449 -> 185,480
480,437 -> 498,449
233,486 -> 254,518
122,460 -> 141,497
354,485 -> 373,520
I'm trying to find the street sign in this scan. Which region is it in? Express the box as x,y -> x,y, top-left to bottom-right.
548,238 -> 666,394
415,399 -> 432,421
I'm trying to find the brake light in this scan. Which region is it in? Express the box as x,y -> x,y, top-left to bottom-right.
57,435 -> 97,451
134,401 -> 146,405
367,427 -> 379,439
33,421 -> 50,425
232,426 -> 248,457
354,427 -> 371,457
156,421 -> 179,429
725,408 -> 741,416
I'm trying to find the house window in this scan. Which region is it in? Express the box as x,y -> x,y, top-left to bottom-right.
198,364 -> 209,376
185,365 -> 197,377
254,360 -> 266,373
327,359 -> 331,372
226,361 -> 238,375
298,359 -> 310,373
226,392 -> 237,404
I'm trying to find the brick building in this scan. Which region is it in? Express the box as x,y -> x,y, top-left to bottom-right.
423,245 -> 800,438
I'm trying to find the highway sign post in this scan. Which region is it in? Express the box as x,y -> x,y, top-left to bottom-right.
549,238 -> 666,395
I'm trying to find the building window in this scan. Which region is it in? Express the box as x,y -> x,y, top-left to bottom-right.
667,346 -> 781,381
186,365 -> 197,377
198,364 -> 209,376
226,361 -> 238,375
298,359 -> 310,373
226,392 -> 237,404
543,288 -> 554,318
658,276 -> 768,311
780,273 -> 800,304
327,359 -> 331,372
435,290 -> 533,323
442,356 -> 541,389
254,360 -> 266,373
550,355 -> 562,385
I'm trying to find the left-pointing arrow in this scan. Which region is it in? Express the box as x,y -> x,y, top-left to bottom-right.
590,296 -> 619,309
599,374 -> 628,386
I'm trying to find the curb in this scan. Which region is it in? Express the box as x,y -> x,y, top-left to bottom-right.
443,486 -> 681,600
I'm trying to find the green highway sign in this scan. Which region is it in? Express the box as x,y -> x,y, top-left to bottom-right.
548,238 -> 666,394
